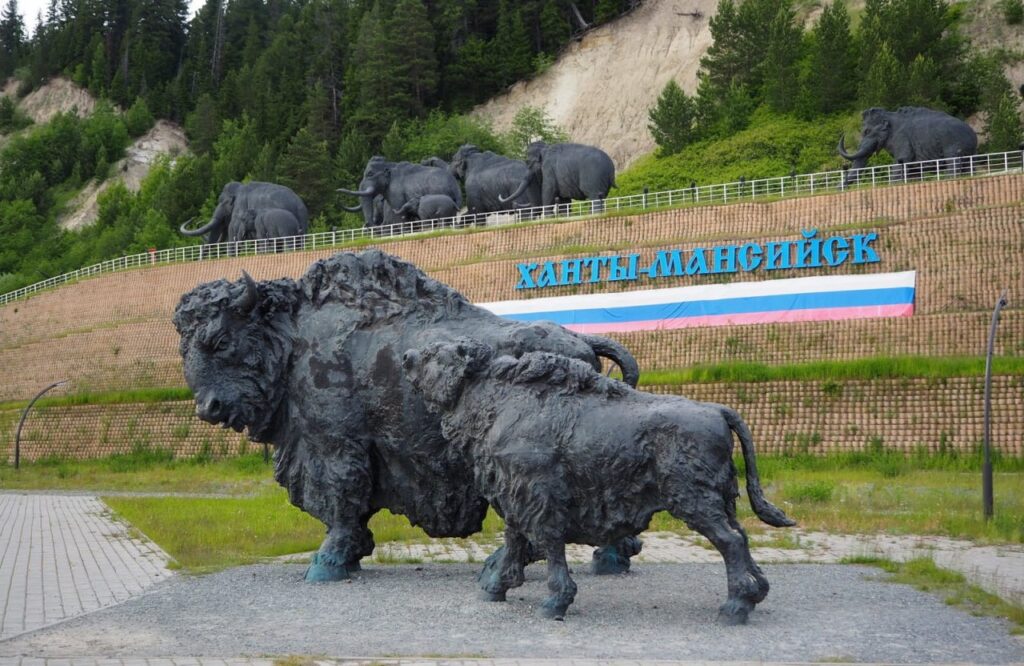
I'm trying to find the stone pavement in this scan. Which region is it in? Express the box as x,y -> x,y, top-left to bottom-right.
0,659 -> 908,666
0,495 -> 172,641
1,492 -> 1023,664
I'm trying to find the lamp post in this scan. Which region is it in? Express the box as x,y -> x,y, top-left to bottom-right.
983,289 -> 1008,520
14,380 -> 68,469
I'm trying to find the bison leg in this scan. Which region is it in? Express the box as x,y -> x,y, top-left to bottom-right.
305,520 -> 375,582
478,530 -> 530,601
677,493 -> 767,625
591,535 -> 643,575
538,542 -> 577,621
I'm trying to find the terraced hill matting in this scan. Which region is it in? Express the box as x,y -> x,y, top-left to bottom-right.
1,175 -> 1021,459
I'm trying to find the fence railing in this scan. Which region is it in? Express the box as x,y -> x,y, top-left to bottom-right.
2,149 -> 1021,307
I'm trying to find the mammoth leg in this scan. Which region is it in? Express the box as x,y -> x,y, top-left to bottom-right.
478,529 -> 531,602
675,489 -> 766,625
307,519 -> 375,581
591,535 -> 643,575
538,541 -> 577,620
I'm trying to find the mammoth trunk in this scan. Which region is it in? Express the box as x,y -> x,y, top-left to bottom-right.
837,134 -> 877,170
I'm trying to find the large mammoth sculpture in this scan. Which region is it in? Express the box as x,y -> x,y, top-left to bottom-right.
180,181 -> 309,245
340,178 -> 406,229
450,144 -> 540,215
338,157 -> 462,229
500,141 -> 616,210
838,107 -> 978,185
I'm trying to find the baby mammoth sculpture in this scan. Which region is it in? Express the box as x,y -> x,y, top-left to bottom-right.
403,340 -> 795,624
173,250 -> 642,584
393,194 -> 460,222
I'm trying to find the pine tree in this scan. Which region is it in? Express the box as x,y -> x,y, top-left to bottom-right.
0,0 -> 25,78
347,1 -> 401,144
761,4 -> 801,113
906,54 -> 941,106
983,91 -> 1024,152
801,0 -> 856,116
538,1 -> 568,53
858,42 -> 903,108
492,0 -> 531,86
276,127 -> 334,218
389,0 -> 438,116
647,79 -> 698,155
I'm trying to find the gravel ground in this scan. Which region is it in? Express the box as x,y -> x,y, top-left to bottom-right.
2,563 -> 1022,663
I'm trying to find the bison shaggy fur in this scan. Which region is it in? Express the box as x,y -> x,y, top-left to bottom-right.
403,339 -> 795,623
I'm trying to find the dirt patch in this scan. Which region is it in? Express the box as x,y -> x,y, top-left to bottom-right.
60,121 -> 190,231
16,77 -> 100,123
473,0 -> 716,170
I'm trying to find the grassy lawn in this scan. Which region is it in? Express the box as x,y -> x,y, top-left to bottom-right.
3,449 -> 1022,572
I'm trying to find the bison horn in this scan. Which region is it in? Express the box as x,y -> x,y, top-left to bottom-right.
235,270 -> 258,314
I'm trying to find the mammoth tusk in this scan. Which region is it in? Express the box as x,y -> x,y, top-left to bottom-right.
341,203 -> 363,212
337,187 -> 375,197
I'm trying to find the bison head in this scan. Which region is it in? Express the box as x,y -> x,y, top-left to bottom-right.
402,339 -> 494,411
173,271 -> 297,441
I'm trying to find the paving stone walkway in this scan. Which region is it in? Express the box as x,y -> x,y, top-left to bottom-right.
0,495 -> 172,641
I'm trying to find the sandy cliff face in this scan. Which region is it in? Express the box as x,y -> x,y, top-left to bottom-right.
473,0 -> 716,170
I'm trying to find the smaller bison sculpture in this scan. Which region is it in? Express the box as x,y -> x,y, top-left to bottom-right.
403,340 -> 795,624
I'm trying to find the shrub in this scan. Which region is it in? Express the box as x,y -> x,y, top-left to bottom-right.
1000,0 -> 1023,24
123,97 -> 155,137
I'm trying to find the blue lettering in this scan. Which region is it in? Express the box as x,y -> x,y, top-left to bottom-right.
764,241 -> 792,271
608,254 -> 639,281
686,248 -> 710,275
583,256 -> 610,283
559,258 -> 583,285
712,245 -> 738,274
536,262 -> 558,288
795,229 -> 823,268
822,237 -> 850,266
516,263 -> 537,289
647,250 -> 684,279
738,242 -> 763,271
852,233 -> 880,264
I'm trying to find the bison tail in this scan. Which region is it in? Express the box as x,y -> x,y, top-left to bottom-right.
579,334 -> 640,387
722,407 -> 796,528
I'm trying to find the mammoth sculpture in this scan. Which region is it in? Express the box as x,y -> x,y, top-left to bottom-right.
173,251 -> 642,585
393,194 -> 460,222
838,107 -> 978,185
500,141 -> 616,211
450,144 -> 540,215
180,181 -> 309,245
340,179 -> 405,229
403,340 -> 795,624
420,156 -> 450,169
338,157 -> 462,229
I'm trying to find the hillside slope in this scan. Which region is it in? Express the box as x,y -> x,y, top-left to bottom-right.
473,0 -> 715,169
473,0 -> 1024,171
1,77 -> 190,230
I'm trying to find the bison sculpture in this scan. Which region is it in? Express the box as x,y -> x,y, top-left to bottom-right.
172,250 -> 642,582
403,340 -> 796,624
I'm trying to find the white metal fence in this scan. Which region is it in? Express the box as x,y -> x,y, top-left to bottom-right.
2,149 -> 1021,307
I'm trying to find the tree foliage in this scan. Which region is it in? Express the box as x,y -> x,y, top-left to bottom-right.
648,80 -> 698,156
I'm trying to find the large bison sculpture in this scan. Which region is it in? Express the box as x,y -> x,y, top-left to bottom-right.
403,340 -> 796,624
172,250 -> 642,582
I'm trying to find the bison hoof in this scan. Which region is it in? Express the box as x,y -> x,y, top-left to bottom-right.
479,589 -> 507,602
304,553 -> 351,582
477,546 -> 505,583
538,600 -> 568,621
591,538 -> 641,576
717,599 -> 752,625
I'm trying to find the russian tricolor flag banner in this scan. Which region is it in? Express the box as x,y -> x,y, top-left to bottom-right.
479,271 -> 916,334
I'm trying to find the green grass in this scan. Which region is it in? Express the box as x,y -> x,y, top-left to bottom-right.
613,108 -> 866,196
0,387 -> 194,411
844,556 -> 1024,633
0,449 -> 276,495
635,356 -> 1024,386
